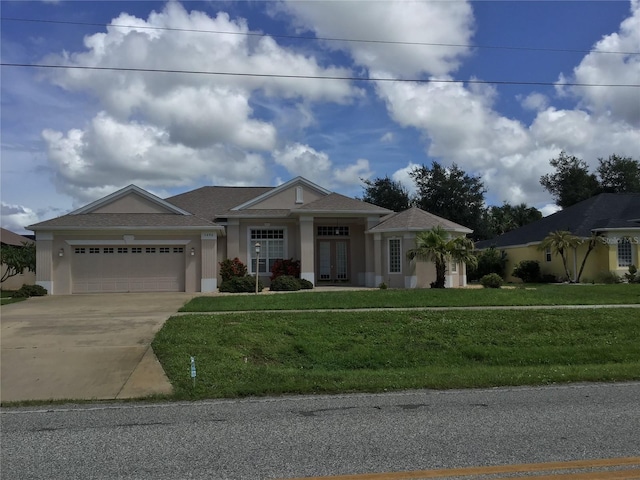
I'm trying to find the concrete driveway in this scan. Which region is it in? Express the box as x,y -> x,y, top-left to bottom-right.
1,293 -> 194,403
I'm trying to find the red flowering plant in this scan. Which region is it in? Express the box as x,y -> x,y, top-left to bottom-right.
270,258 -> 301,281
219,257 -> 248,282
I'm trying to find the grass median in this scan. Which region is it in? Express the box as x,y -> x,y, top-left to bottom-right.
180,284 -> 640,312
153,307 -> 640,400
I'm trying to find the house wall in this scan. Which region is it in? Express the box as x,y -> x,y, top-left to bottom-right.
247,185 -> 325,209
1,265 -> 36,290
91,193 -> 172,214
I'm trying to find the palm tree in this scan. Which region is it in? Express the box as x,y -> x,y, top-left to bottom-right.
539,230 -> 582,282
407,226 -> 477,288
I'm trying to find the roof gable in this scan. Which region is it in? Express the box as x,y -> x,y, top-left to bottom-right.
369,206 -> 472,233
293,192 -> 393,215
72,185 -> 191,215
1,228 -> 34,246
231,177 -> 330,211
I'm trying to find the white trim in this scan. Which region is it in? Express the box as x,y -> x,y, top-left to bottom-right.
66,239 -> 192,246
368,226 -> 473,234
37,280 -> 53,294
295,186 -> 304,204
30,226 -> 223,232
70,185 -> 192,215
232,177 -> 331,210
301,272 -> 315,284
201,278 -> 217,292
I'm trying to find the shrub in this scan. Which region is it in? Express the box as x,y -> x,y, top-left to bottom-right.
512,260 -> 541,283
480,273 -> 503,289
624,265 -> 638,283
270,258 -> 301,281
595,271 -> 622,284
12,284 -> 48,298
219,275 -> 263,293
378,282 -> 388,290
298,279 -> 314,290
219,258 -> 247,282
270,275 -> 302,291
468,247 -> 507,282
540,274 -> 557,284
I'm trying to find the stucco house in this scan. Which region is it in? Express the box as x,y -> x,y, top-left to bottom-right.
1,228 -> 36,290
476,193 -> 640,282
28,177 -> 473,294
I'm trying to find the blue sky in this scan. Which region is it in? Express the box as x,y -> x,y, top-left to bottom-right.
1,0 -> 639,233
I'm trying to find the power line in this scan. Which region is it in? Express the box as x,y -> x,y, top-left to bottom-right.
2,16 -> 638,56
2,63 -> 638,88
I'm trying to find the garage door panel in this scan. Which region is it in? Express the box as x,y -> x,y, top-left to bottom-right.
72,247 -> 185,293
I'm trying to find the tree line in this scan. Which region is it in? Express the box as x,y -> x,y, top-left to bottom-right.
360,152 -> 639,241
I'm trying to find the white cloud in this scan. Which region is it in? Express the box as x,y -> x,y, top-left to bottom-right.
391,163 -> 420,196
561,0 -> 640,126
1,202 -> 41,233
520,92 -> 549,112
539,203 -> 562,217
281,0 -> 474,77
273,143 -> 370,189
380,132 -> 395,143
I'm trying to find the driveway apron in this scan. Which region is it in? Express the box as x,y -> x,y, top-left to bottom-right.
0,293 -> 193,403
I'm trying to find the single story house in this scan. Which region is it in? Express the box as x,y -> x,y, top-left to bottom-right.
28,177 -> 473,294
1,228 -> 36,290
476,193 -> 640,282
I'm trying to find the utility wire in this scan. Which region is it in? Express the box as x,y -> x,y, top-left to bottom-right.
2,63 -> 638,88
2,16 -> 638,56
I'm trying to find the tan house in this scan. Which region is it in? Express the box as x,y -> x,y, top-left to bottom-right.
1,228 -> 36,290
476,193 -> 640,282
28,177 -> 473,294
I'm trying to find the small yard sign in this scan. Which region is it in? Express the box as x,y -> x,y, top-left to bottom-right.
190,356 -> 196,386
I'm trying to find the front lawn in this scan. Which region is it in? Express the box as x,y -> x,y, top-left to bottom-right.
180,284 -> 640,312
0,290 -> 25,306
153,308 -> 640,400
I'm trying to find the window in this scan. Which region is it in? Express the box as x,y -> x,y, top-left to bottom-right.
450,261 -> 458,273
103,247 -> 114,254
317,226 -> 349,237
89,247 -> 100,254
146,247 -> 156,253
159,247 -> 170,253
117,247 -> 128,254
173,247 -> 184,253
388,238 -> 401,273
250,229 -> 285,273
618,238 -> 632,267
74,248 -> 86,254
131,247 -> 142,253
545,247 -> 552,262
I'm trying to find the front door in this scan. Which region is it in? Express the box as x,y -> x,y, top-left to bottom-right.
317,240 -> 349,283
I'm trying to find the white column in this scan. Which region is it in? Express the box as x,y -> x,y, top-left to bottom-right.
36,231 -> 54,294
201,232 -> 218,292
299,216 -> 315,284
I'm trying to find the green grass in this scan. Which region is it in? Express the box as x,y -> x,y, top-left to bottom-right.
0,290 -> 25,305
153,308 -> 640,400
180,284 -> 640,312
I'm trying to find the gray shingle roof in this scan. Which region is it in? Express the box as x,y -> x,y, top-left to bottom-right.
166,186 -> 273,219
1,228 -> 34,246
368,206 -> 472,233
29,214 -> 219,229
476,193 -> 640,249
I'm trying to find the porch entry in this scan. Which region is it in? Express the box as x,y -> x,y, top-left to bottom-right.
317,240 -> 349,283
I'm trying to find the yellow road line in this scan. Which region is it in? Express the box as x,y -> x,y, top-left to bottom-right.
500,468 -> 640,479
280,457 -> 640,480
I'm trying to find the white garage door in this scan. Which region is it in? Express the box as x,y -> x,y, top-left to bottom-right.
72,246 -> 185,293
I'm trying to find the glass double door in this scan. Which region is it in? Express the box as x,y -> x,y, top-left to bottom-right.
317,240 -> 349,283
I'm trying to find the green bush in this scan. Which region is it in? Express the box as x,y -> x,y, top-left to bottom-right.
468,247 -> 507,281
540,274 -> 557,284
513,260 -> 541,283
624,265 -> 638,283
12,284 -> 48,298
298,279 -> 314,290
595,271 -> 622,284
378,282 -> 388,290
219,275 -> 263,293
219,258 -> 247,282
270,275 -> 301,291
480,273 -> 503,289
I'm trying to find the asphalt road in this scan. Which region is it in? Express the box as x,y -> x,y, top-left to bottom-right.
2,382 -> 639,479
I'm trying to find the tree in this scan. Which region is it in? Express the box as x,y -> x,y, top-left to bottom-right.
597,155 -> 640,193
540,151 -> 600,208
410,162 -> 486,238
575,233 -> 606,283
486,203 -> 542,237
406,226 -> 477,288
538,230 -> 581,282
1,242 -> 36,284
359,176 -> 411,212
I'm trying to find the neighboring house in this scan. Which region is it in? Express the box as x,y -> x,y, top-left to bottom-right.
28,177 -> 473,294
1,228 -> 36,290
476,193 -> 640,282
